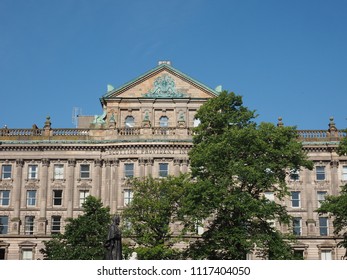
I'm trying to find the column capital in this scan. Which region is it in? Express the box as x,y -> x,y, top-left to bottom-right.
42,158 -> 50,167
68,159 -> 76,167
94,159 -> 103,167
16,159 -> 24,167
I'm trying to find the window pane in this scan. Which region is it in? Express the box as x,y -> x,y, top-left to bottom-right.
321,250 -> 332,260
0,190 -> 10,206
53,190 -> 63,206
159,163 -> 168,177
343,166 -> 347,181
26,190 -> 36,206
159,116 -> 169,127
54,164 -> 64,180
51,216 -> 61,234
124,163 -> 134,178
316,166 -> 325,181
0,216 -> 9,234
2,165 -> 12,179
291,191 -> 300,208
319,217 -> 328,236
25,216 -> 34,235
317,191 -> 327,207
80,165 -> 90,179
124,189 -> 133,206
125,116 -> 135,127
28,165 -> 38,179
293,217 -> 302,236
79,190 -> 89,207
22,249 -> 33,260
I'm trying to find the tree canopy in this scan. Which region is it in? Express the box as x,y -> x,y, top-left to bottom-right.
182,90 -> 313,259
122,174 -> 190,259
40,196 -> 111,260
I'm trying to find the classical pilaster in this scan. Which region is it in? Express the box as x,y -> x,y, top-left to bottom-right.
138,158 -> 146,178
110,159 -> 119,213
93,159 -> 103,198
38,158 -> 50,234
181,158 -> 189,173
330,160 -> 339,196
173,159 -> 181,176
66,159 -> 76,218
105,159 -> 112,207
146,158 -> 154,177
11,159 -> 24,234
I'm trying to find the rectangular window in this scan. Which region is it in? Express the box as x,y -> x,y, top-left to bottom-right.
289,169 -> 300,181
51,216 -> 61,234
1,165 -> 12,179
159,163 -> 169,178
28,165 -> 38,179
53,190 -> 63,206
291,191 -> 301,208
21,249 -> 33,260
317,191 -> 328,208
80,164 -> 90,179
0,248 -> 5,260
293,249 -> 304,260
321,250 -> 332,260
24,216 -> 35,235
123,189 -> 133,206
0,190 -> 10,206
319,217 -> 329,236
316,166 -> 326,181
79,190 -> 90,207
0,216 -> 9,234
26,190 -> 36,206
124,163 -> 134,178
53,164 -> 64,180
343,166 -> 347,181
293,217 -> 302,236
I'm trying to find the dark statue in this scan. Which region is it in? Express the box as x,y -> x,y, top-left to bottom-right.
104,215 -> 122,260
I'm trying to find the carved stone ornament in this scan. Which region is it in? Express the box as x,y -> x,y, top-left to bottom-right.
143,74 -> 187,98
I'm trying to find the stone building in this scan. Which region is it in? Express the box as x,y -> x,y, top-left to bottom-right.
0,62 -> 346,259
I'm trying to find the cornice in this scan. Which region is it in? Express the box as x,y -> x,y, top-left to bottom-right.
0,139 -> 193,152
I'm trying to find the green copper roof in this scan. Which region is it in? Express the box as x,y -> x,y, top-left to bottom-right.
101,63 -> 219,100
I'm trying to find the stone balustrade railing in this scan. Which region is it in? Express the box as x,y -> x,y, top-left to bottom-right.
0,127 -> 346,142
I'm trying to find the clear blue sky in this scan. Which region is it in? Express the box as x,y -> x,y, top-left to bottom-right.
1,0 -> 346,130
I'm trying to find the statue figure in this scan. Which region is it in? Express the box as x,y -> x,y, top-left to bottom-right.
104,215 -> 122,260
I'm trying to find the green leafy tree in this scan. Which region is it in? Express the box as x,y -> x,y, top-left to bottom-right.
40,196 -> 111,259
182,90 -> 313,259
122,174 -> 190,259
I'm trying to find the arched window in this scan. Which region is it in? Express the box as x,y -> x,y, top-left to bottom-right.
125,116 -> 135,127
159,116 -> 168,127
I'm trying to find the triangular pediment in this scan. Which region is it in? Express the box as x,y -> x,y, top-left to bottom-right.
102,63 -> 219,101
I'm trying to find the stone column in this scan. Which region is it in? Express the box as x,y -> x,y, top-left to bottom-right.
66,159 -> 76,218
38,158 -> 50,234
11,159 -> 24,234
93,159 -> 102,198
